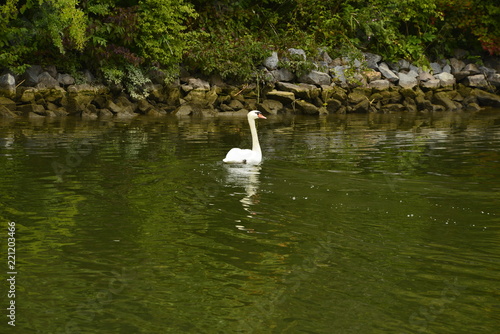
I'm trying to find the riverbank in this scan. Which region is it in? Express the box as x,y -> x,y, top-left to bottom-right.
1,50 -> 499,119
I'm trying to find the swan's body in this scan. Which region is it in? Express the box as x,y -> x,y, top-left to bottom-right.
223,110 -> 266,164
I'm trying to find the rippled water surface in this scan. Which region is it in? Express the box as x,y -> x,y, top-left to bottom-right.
1,111 -> 499,333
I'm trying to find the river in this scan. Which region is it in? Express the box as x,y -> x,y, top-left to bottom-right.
0,110 -> 499,333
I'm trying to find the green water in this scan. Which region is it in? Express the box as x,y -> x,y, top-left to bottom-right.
0,111 -> 499,334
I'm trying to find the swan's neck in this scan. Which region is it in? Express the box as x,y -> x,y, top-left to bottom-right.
249,118 -> 261,154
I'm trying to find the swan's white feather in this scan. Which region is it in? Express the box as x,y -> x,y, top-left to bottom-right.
223,148 -> 260,164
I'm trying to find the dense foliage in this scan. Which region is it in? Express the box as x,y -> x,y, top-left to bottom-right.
1,0 -> 499,89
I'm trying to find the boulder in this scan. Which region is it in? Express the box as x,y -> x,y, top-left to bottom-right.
36,72 -> 59,89
450,58 -> 466,73
435,72 -> 455,88
398,59 -> 411,71
363,70 -> 381,82
175,104 -> 197,116
364,53 -> 382,69
418,71 -> 434,82
58,73 -> 75,86
415,94 -> 433,111
0,73 -> 16,97
378,62 -> 399,82
17,103 -> 46,116
434,91 -> 459,110
453,71 -> 470,81
18,88 -> 36,103
398,72 -> 418,89
295,100 -> 319,115
263,51 -> 279,70
257,99 -> 283,115
489,73 -> 500,87
348,91 -> 369,105
265,90 -> 295,105
351,98 -> 371,113
325,98 -> 343,113
369,79 -> 390,91
0,97 -> 17,111
298,70 -> 331,85
471,89 -> 500,108
403,97 -> 418,113
0,105 -> 17,118
430,62 -> 442,74
331,66 -> 347,84
463,74 -> 489,88
463,63 -> 481,75
187,78 -> 210,90
271,68 -> 294,82
24,65 -> 43,86
288,48 -> 307,60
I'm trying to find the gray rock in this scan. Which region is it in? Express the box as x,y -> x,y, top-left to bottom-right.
450,58 -> 466,73
298,70 -> 331,85
398,72 -> 418,89
489,73 -> 500,87
364,53 -> 382,69
453,71 -> 471,81
418,71 -> 434,82
36,72 -> 60,89
409,64 -> 420,73
24,65 -> 42,86
83,70 -> 95,84
479,66 -> 495,77
421,79 -> 440,89
463,63 -> 480,75
0,73 -> 15,87
331,66 -> 347,83
430,62 -> 442,74
319,49 -> 333,64
442,64 -> 451,73
263,51 -> 279,70
187,78 -> 210,90
378,62 -> 399,82
368,79 -> 390,90
435,72 -> 455,87
58,73 -> 75,86
44,65 -> 58,79
0,73 -> 16,97
407,70 -> 419,78
464,74 -> 489,88
271,68 -> 294,82
398,59 -> 411,71
288,48 -> 306,60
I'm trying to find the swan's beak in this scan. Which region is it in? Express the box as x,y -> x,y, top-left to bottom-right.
258,113 -> 267,119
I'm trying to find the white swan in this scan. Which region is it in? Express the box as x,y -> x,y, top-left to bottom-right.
223,110 -> 267,164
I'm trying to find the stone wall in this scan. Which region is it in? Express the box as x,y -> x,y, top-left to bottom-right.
0,51 -> 499,119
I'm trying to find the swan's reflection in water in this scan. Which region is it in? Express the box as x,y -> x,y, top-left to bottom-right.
224,164 -> 265,233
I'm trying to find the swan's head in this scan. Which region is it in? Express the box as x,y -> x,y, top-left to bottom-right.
248,110 -> 267,120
